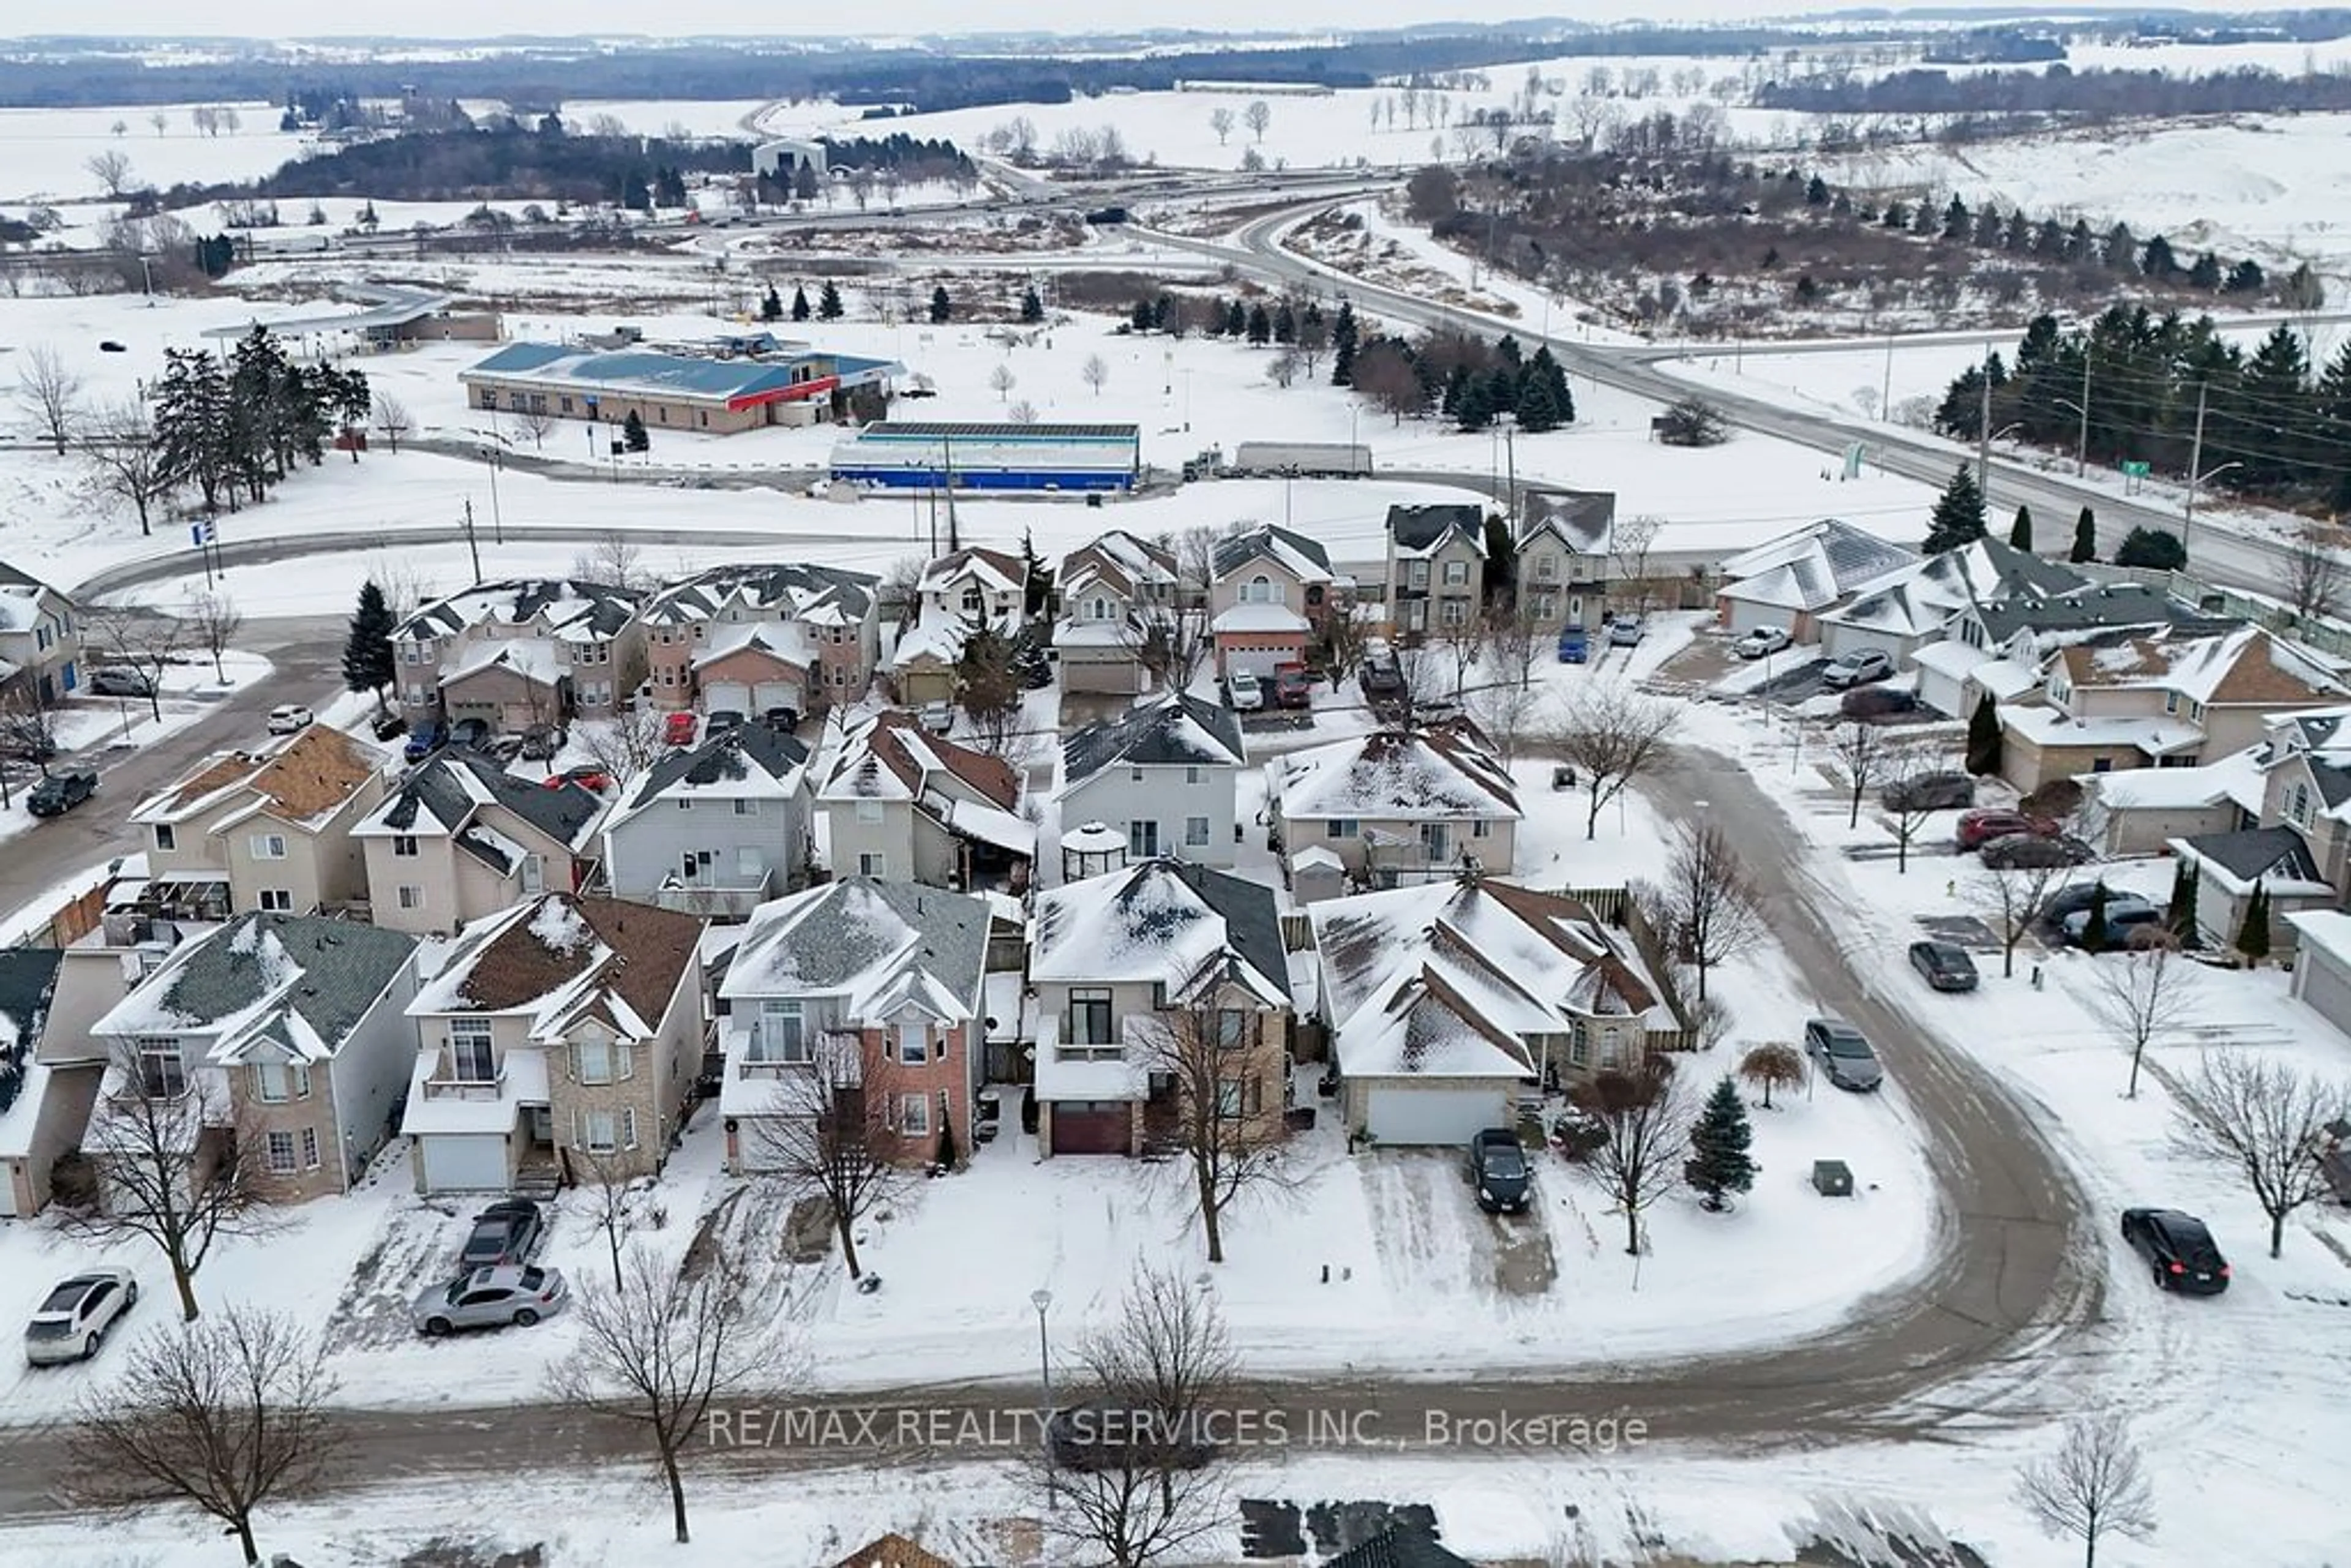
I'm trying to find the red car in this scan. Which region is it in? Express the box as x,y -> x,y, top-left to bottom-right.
663,711 -> 699,748
1957,808 -> 2057,850
544,765 -> 612,793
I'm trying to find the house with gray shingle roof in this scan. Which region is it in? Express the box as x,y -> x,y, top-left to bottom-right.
1057,530 -> 1179,696
1712,519 -> 1919,641
0,562 -> 81,707
601,722 -> 814,917
0,948 -> 68,1217
88,913 -> 422,1201
1384,503 -> 1487,643
1514,487 -> 1616,632
353,750 -> 605,934
1268,716 -> 1522,888
814,708 -> 1033,891
391,578 -> 646,733
640,561 -> 880,719
1209,523 -> 1341,680
1057,693 -> 1247,869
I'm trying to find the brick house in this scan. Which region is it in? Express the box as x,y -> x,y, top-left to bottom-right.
392,579 -> 645,733
1208,523 -> 1337,679
639,562 -> 880,718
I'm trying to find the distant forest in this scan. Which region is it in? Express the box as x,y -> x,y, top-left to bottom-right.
1758,62 -> 2351,118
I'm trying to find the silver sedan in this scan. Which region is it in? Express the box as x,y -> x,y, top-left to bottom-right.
411,1264 -> 569,1336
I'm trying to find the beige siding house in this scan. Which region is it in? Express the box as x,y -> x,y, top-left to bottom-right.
352,751 -> 604,934
128,727 -> 385,919
814,710 -> 1033,891
1269,718 -> 1522,890
1057,531 -> 1179,696
1384,503 -> 1487,643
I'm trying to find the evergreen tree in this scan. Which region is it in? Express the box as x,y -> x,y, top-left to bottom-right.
1941,193 -> 1970,239
790,283 -> 811,322
2237,880 -> 2272,964
2083,885 -> 2112,953
1965,693 -> 2003,776
1924,464 -> 1987,553
1225,299 -> 1247,337
1019,285 -> 1043,323
2009,503 -> 2033,550
1481,366 -> 1517,422
2225,258 -> 2267,295
622,410 -> 649,452
2071,506 -> 2098,563
2188,250 -> 2223,291
1152,295 -> 1176,333
1132,298 -> 1157,332
2168,860 -> 2200,945
1515,369 -> 1564,433
1685,1077 -> 1756,1212
1330,302 -> 1359,386
1441,363 -> 1471,420
817,280 -> 842,320
2140,234 -> 2178,277
1273,301 -> 1295,344
2115,527 -> 2186,569
1455,377 -> 1493,432
1018,527 -> 1052,619
1494,335 -> 1522,368
1804,173 -> 1829,204
342,580 -> 397,707
1245,302 -> 1272,345
928,285 -> 952,324
760,283 -> 783,322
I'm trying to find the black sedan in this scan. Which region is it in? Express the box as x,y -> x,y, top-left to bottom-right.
2121,1207 -> 2230,1295
458,1199 -> 544,1272
1980,833 -> 2096,870
1907,940 -> 1979,992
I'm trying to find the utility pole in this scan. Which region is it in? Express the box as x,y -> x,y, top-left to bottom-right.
461,497 -> 482,583
1880,334 -> 1893,422
2075,346 -> 2092,478
484,448 -> 504,544
943,431 -> 959,553
1504,421 -> 1517,519
2183,380 -> 2208,557
1975,349 -> 1992,503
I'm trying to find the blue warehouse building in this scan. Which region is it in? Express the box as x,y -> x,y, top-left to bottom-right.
828,421 -> 1141,493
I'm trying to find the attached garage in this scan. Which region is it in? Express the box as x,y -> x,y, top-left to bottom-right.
1359,1084 -> 1514,1147
1047,1100 -> 1134,1155
752,679 -> 801,713
701,681 -> 752,714
414,1133 -> 511,1194
1221,643 -> 1292,680
2289,911 -> 2351,1037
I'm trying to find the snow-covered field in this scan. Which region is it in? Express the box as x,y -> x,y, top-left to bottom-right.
0,103 -> 312,204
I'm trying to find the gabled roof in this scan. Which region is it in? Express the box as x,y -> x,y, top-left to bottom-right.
1717,519 -> 1918,612
1517,487 -> 1615,553
134,727 -> 376,830
96,914 -> 418,1063
1030,858 -> 1287,1005
1060,529 -> 1177,601
1973,577 -> 2228,644
0,572 -> 69,632
1060,692 -> 1246,792
2058,625 -> 2340,707
2175,825 -> 2329,895
719,879 -> 989,1020
691,618 -> 822,673
393,578 -> 641,644
132,749 -> 271,824
1386,503 -> 1487,558
357,751 -> 602,852
1324,1525 -> 1478,1568
830,1536 -> 956,1568
639,561 -> 879,628
1823,538 -> 2081,640
1211,522 -> 1333,584
918,546 -> 1025,599
408,895 -> 703,1040
1273,718 -> 1520,823
817,710 -> 1020,811
0,949 -> 64,1119
607,724 -> 811,831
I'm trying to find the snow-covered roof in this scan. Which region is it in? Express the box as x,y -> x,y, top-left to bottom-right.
1717,519 -> 1918,611
816,710 -> 1020,812
400,1043 -> 547,1135
1211,522 -> 1333,585
1030,858 -> 1286,1005
1210,602 -> 1311,635
356,749 -> 602,853
1032,1014 -> 1150,1102
1973,658 -> 2042,700
639,561 -> 878,629
2172,827 -> 2334,898
719,879 -> 989,1022
395,577 -> 640,645
925,790 -> 1036,855
1387,503 -> 1486,560
917,546 -> 1025,599
606,723 -> 810,835
439,636 -> 564,689
1060,529 -> 1177,601
406,894 -> 702,1043
2287,909 -> 2351,969
891,604 -> 978,669
1910,639 -> 1993,683
2058,625 -> 2340,707
94,913 -> 417,1065
2087,745 -> 2266,814
691,618 -> 822,672
1060,692 -> 1247,793
1272,719 -> 1521,824
2001,705 -> 2203,756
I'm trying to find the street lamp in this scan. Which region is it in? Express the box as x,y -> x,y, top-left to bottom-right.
1031,1288 -> 1055,1501
2183,460 -> 2242,560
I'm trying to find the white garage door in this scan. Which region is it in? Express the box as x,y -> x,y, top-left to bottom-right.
417,1134 -> 508,1193
1820,624 -> 1905,664
752,680 -> 800,712
1719,598 -> 1785,637
0,1166 -> 18,1218
1363,1086 -> 1510,1147
2300,948 -> 2351,1035
701,681 -> 751,714
1223,644 -> 1290,680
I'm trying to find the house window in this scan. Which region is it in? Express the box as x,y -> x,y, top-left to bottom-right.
2091,758 -> 2113,773
857,852 -> 887,877
1128,819 -> 1160,858
2290,784 -> 2311,827
1068,987 -> 1114,1046
1406,560 -> 1430,589
896,1093 -> 931,1136
1442,560 -> 1469,587
1215,1009 -> 1247,1049
449,1019 -> 496,1083
855,800 -> 884,825
1420,823 -> 1450,861
266,1131 -> 298,1174
2164,692 -> 2179,715
135,1037 -> 184,1098
392,835 -> 419,857
1534,553 -> 1558,580
1568,1030 -> 1591,1068
576,642 -> 608,665
1471,819 -> 1493,839
734,799 -> 759,816
896,1023 -> 927,1065
1185,816 -> 1211,847
1329,818 -> 1358,838
252,1062 -> 309,1102
575,1037 -> 632,1085
397,885 -> 425,911
1215,1076 -> 1262,1116
152,823 -> 176,852
1245,574 -> 1278,604
735,847 -> 762,879
300,1127 -> 320,1169
249,833 -> 288,860
1439,599 -> 1468,628
675,798 -> 694,812
257,889 -> 294,913
961,585 -> 984,615
1089,596 -> 1111,620
1184,766 -> 1204,786
579,1108 -> 638,1153
752,1000 -> 809,1064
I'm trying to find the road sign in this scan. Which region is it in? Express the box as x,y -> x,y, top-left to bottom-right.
2121,460 -> 2150,477
189,519 -> 215,547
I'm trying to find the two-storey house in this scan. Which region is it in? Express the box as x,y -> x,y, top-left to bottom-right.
1514,489 -> 1614,632
402,894 -> 705,1194
1310,874 -> 1678,1145
88,913 -> 421,1202
814,710 -> 1032,890
1384,503 -> 1487,643
392,579 -> 645,733
0,563 -> 80,705
1026,858 -> 1291,1158
890,547 -> 1027,706
129,727 -> 384,920
351,750 -> 604,934
601,723 -> 814,917
1057,693 -> 1247,869
1056,530 -> 1179,695
639,561 -> 880,719
715,878 -> 990,1174
1269,716 -> 1522,889
1208,523 -> 1337,680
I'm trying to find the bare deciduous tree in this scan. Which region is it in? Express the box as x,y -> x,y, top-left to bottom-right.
1082,353 -> 1110,395
2170,1051 -> 2349,1258
17,343 -> 83,456
1570,1051 -> 1695,1256
183,589 -> 242,684
1033,1267 -> 1239,1568
1243,99 -> 1272,141
1467,677 -> 1542,765
1208,107 -> 1235,146
573,531 -> 647,591
2013,1414 -> 2157,1568
1264,348 -> 1300,389
1971,861 -> 2066,978
84,604 -> 182,723
1547,685 -> 1678,840
1477,602 -> 1545,691
1609,512 -> 1664,612
85,148 -> 136,197
958,625 -> 1026,757
1007,398 -> 1040,426
576,710 -> 670,791
1826,720 -> 1883,829
2087,936 -> 2198,1098
1658,817 -> 1763,1000
68,1309 -> 339,1566
1134,1003 -> 1290,1264
748,1034 -> 909,1281
78,399 -> 174,536
372,392 -> 413,454
1736,1042 -> 1805,1109
989,364 -> 1018,402
514,403 -> 557,449
552,1242 -> 784,1545
1877,741 -> 1952,873
2277,524 -> 2344,622
0,686 -> 58,792
1130,606 -> 1210,696
572,1142 -> 642,1292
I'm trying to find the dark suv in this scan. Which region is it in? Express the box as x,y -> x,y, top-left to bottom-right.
458,1199 -> 544,1271
2121,1207 -> 2230,1295
1466,1128 -> 1531,1214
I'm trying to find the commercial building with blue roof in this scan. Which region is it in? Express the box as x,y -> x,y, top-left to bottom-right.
459,335 -> 903,435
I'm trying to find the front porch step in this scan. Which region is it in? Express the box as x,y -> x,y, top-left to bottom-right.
512,1167 -> 562,1201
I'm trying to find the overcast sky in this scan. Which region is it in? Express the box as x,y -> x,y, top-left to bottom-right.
26,2 -> 2085,41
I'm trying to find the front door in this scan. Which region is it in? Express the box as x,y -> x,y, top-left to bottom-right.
522,855 -> 545,895
1129,819 -> 1159,858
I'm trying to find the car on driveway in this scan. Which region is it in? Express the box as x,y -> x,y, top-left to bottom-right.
2059,895 -> 2165,946
1272,663 -> 1313,709
663,710 -> 699,747
23,1268 -> 138,1366
1839,686 -> 1918,721
1821,649 -> 1894,689
86,665 -> 154,699
761,705 -> 800,732
1881,771 -> 1974,812
2121,1208 -> 2229,1294
1466,1128 -> 1531,1214
547,764 -> 612,793
1733,626 -> 1791,659
1957,808 -> 2056,850
403,721 -> 446,763
266,703 -> 313,736
1981,833 -> 2096,870
705,709 -> 746,735
1608,615 -> 1644,647
1555,626 -> 1588,664
519,723 -> 566,760
26,768 -> 97,819
448,717 -> 493,751
1908,940 -> 1980,992
918,701 -> 956,735
2040,882 -> 2116,928
411,1264 -> 570,1336
458,1198 -> 544,1272
1803,1017 -> 1884,1091
1225,670 -> 1265,712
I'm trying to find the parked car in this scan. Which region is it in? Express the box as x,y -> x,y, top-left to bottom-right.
26,768 -> 97,819
547,764 -> 612,793
371,711 -> 409,742
1821,649 -> 1895,689
1466,1128 -> 1531,1214
1608,615 -> 1644,647
662,711 -> 700,747
457,1199 -> 544,1272
403,721 -> 446,762
519,723 -> 566,761
705,709 -> 746,735
23,1268 -> 138,1366
1956,808 -> 2057,850
2059,895 -> 2165,945
1360,656 -> 1405,694
266,703 -> 313,736
761,705 -> 800,732
411,1264 -> 571,1336
1225,670 -> 1265,712
86,665 -> 154,698
1272,663 -> 1313,709
448,717 -> 493,751
1981,833 -> 2096,870
2120,1207 -> 2230,1295
2041,882 -> 2117,928
1733,626 -> 1791,659
1803,1017 -> 1884,1092
1047,1403 -> 1216,1473
1908,940 -> 1980,992
1840,686 -> 1918,721
1881,771 -> 1974,812
97,340 -> 127,353
1555,626 -> 1588,664
918,701 -> 956,735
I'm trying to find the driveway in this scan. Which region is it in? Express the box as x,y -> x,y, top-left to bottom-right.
1359,1151 -> 1559,1301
